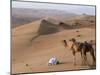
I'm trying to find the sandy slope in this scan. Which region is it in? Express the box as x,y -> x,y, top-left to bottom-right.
12,20 -> 96,74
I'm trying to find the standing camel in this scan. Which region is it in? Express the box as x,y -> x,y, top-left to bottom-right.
63,38 -> 96,65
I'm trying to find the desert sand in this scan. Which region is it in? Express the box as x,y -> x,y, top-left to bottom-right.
12,16 -> 96,74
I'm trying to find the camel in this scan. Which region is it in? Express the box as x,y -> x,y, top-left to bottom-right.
63,38 -> 96,66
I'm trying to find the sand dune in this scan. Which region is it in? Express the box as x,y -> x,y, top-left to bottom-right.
12,17 -> 96,74
65,15 -> 95,28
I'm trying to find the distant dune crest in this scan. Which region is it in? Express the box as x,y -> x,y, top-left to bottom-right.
12,8 -> 78,28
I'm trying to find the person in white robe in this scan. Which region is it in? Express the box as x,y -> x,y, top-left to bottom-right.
48,57 -> 59,65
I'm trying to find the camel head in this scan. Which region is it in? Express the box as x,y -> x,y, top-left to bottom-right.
67,38 -> 78,51
63,38 -> 78,52
69,38 -> 76,43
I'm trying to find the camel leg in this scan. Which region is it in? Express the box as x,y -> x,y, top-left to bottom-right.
81,52 -> 85,65
72,50 -> 76,65
73,55 -> 76,65
90,49 -> 96,65
81,52 -> 84,65
84,54 -> 89,65
81,50 -> 87,65
83,50 -> 89,65
82,54 -> 86,65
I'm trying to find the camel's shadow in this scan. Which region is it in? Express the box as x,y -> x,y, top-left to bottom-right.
57,61 -> 73,65
58,61 -> 96,69
88,64 -> 96,69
